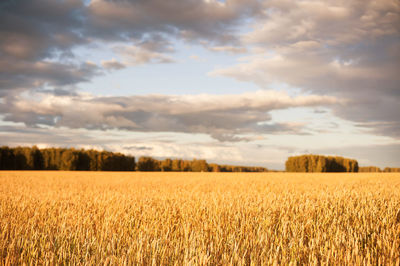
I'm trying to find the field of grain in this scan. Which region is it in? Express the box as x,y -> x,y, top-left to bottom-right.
0,171 -> 399,265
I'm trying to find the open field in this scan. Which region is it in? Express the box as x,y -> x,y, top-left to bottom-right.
0,171 -> 399,265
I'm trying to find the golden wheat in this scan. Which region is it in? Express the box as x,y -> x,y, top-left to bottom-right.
0,171 -> 399,265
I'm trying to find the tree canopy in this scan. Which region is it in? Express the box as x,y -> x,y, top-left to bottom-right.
285,155 -> 359,172
0,146 -> 268,172
0,146 -> 135,171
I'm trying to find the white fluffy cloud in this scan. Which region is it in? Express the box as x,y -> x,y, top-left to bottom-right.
1,90 -> 341,141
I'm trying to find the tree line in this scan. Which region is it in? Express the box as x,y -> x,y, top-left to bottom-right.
0,146 -> 268,172
359,166 -> 400,173
285,155 -> 359,172
136,157 -> 268,172
0,146 -> 135,171
1,146 -> 398,173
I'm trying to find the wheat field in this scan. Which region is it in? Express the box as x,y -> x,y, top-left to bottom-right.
0,171 -> 399,265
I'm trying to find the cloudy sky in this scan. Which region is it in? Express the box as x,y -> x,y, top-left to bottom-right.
0,0 -> 399,169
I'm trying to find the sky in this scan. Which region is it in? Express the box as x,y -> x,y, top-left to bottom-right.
0,0 -> 399,170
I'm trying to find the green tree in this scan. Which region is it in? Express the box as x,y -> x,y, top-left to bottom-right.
191,159 -> 209,172
137,157 -> 159,171
161,159 -> 172,171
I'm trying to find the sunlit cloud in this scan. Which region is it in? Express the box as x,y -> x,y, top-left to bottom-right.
0,0 -> 399,168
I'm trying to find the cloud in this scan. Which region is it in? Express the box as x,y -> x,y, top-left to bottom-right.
0,0 -> 263,94
189,55 -> 206,62
112,34 -> 176,65
0,124 -> 245,163
87,0 -> 263,43
208,46 -> 247,54
0,0 -> 86,61
2,122 -> 399,169
211,0 -> 400,138
1,90 -> 341,142
245,0 -> 399,47
101,59 -> 126,70
309,143 -> 400,169
0,0 -> 91,92
0,59 -> 102,91
1,0 -> 399,150
117,45 -> 175,65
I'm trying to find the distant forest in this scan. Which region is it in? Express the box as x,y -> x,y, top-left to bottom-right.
0,146 -> 399,172
0,146 -> 267,172
285,155 -> 400,173
359,166 -> 400,173
285,155 -> 359,172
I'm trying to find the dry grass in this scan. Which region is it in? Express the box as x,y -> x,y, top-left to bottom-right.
0,171 -> 399,265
